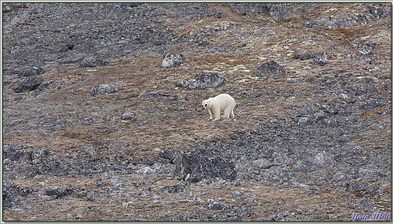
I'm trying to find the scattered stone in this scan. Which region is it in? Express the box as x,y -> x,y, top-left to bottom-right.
242,198 -> 255,205
45,187 -> 62,198
161,150 -> 174,161
175,149 -> 236,182
198,38 -> 209,46
20,66 -> 44,77
292,161 -> 317,172
293,52 -> 324,60
312,53 -> 328,66
232,191 -> 242,197
14,77 -> 41,93
256,61 -> 286,78
79,57 -> 107,68
158,185 -> 186,195
187,72 -> 225,90
121,112 -> 135,120
205,199 -> 229,210
90,82 -> 120,96
3,144 -> 29,162
2,180 -> 23,209
252,158 -> 278,169
45,186 -> 75,199
81,117 -> 94,125
332,172 -> 350,182
305,76 -> 314,83
337,134 -> 352,143
312,152 -> 336,167
286,78 -> 300,83
175,80 -> 190,88
39,81 -> 56,91
298,117 -> 311,126
358,168 -> 380,181
2,4 -> 11,13
356,199 -> 375,210
347,182 -> 368,192
162,53 -> 185,68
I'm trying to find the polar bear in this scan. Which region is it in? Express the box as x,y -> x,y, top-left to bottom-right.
202,93 -> 236,121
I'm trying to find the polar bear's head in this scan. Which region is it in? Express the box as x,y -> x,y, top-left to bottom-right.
202,99 -> 211,109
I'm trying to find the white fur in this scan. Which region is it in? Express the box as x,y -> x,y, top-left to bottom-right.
202,93 -> 236,121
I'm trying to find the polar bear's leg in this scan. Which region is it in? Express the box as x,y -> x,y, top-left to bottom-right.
230,108 -> 235,119
213,107 -> 221,121
208,109 -> 214,120
223,107 -> 231,118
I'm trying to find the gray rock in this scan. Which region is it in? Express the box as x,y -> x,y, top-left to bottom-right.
347,182 -> 368,192
312,152 -> 336,167
162,53 -> 185,68
337,134 -> 352,143
187,72 -> 225,90
175,149 -> 236,182
3,4 -> 11,13
205,199 -> 229,210
91,82 -> 120,96
332,172 -> 350,182
292,52 -> 325,61
45,187 -> 62,197
15,76 -> 41,93
303,4 -> 390,29
242,198 -> 255,205
198,38 -> 209,46
135,178 -> 151,187
292,161 -> 317,172
31,147 -> 53,167
305,76 -> 314,83
175,80 -> 189,88
232,191 -> 242,197
252,158 -> 278,169
312,53 -> 328,66
80,57 -> 107,68
257,61 -> 286,78
81,117 -> 94,125
161,149 -> 174,161
121,112 -> 135,120
356,199 -> 375,210
358,168 -> 380,181
158,185 -> 186,194
268,4 -> 291,19
226,3 -> 308,20
286,78 -> 300,83
298,117 -> 311,126
20,66 -> 44,77
45,186 -> 75,199
2,180 -> 24,209
3,145 -> 29,162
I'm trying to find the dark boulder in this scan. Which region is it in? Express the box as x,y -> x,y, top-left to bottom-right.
161,149 -> 175,161
205,199 -> 229,210
3,181 -> 22,209
187,72 -> 225,90
175,80 -> 190,88
256,61 -> 286,78
20,66 -> 44,77
80,57 -> 107,68
162,53 -> 185,68
175,149 -> 236,182
14,76 -> 41,93
91,82 -> 120,96
121,112 -> 135,121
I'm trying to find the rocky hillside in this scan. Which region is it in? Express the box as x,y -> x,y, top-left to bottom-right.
2,2 -> 391,221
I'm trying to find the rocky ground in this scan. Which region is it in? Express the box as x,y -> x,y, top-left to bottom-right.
2,2 -> 392,221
